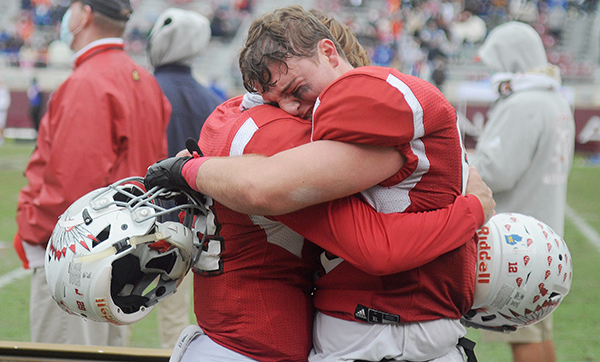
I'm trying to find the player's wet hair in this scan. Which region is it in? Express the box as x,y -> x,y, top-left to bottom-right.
308,8 -> 370,68
239,5 -> 349,94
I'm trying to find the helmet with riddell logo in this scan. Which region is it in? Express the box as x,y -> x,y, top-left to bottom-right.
461,213 -> 572,332
45,177 -> 212,325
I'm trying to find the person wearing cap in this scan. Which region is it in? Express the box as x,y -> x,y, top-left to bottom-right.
146,8 -> 222,350
468,21 -> 575,362
14,0 -> 171,346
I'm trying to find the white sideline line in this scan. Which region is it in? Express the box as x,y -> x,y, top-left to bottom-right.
0,268 -> 31,289
566,204 -> 600,254
0,240 -> 31,289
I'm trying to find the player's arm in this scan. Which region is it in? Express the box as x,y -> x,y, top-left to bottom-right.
197,140 -> 403,215
273,165 -> 492,275
146,139 -> 404,215
275,194 -> 484,275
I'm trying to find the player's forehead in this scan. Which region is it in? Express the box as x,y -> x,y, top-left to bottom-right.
259,58 -> 307,99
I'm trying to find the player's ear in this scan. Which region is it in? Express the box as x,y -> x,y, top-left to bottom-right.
318,39 -> 341,68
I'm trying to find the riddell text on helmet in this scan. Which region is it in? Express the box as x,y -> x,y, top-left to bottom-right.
477,226 -> 492,284
95,297 -> 123,325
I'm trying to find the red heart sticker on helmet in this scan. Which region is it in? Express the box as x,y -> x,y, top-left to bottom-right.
547,243 -> 552,252
527,238 -> 533,247
558,264 -> 562,274
538,283 -> 548,296
505,224 -> 511,231
533,295 -> 540,303
545,270 -> 551,280
547,256 -> 552,266
516,277 -> 523,287
524,255 -> 530,266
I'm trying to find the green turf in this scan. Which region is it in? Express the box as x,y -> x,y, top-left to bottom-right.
1,140 -> 599,360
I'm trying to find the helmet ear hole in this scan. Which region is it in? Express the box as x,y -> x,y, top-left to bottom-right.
94,225 -> 111,247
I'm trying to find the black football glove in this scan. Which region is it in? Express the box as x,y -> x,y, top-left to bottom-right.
145,156 -> 194,193
145,138 -> 205,198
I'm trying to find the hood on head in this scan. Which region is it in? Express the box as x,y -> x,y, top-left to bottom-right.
477,21 -> 548,73
148,8 -> 211,68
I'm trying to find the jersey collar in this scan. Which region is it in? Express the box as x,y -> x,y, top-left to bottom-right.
71,38 -> 125,68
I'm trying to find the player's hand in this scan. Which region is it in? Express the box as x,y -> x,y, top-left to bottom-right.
466,166 -> 495,223
145,156 -> 195,193
145,138 -> 206,194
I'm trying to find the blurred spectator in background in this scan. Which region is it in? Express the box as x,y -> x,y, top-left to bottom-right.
469,21 -> 575,362
449,3 -> 487,61
14,0 -> 171,347
27,77 -> 43,131
0,81 -> 10,145
147,7 -> 222,349
148,7 -> 222,159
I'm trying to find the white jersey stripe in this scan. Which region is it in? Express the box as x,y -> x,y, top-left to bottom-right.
310,98 -> 322,142
229,117 -> 305,257
359,74 -> 430,213
360,139 -> 430,213
230,117 -> 259,156
386,73 -> 425,139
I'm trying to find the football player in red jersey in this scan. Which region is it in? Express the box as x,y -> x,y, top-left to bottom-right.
147,6 -> 495,362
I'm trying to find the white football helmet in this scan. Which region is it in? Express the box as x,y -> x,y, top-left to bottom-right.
45,177 -> 211,325
462,213 -> 572,332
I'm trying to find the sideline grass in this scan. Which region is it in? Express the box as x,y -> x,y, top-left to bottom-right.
1,141 -> 599,360
0,141 -> 172,349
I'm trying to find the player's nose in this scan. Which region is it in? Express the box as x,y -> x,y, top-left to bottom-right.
278,98 -> 301,117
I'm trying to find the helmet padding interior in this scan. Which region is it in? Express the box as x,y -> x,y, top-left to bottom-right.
111,254 -> 152,314
111,250 -> 179,314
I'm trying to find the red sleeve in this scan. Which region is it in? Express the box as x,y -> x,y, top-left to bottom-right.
16,77 -> 117,245
274,194 -> 484,275
312,69 -> 415,146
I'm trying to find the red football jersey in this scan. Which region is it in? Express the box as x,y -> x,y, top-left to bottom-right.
195,92 -> 482,361
311,66 -> 477,323
197,97 -> 319,362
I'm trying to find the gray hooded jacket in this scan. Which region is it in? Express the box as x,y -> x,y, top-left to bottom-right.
470,21 -> 575,235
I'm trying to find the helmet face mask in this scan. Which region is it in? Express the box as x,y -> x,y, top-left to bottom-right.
462,213 -> 573,332
45,177 -> 209,325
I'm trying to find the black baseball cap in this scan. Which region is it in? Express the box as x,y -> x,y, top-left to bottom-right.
76,0 -> 133,21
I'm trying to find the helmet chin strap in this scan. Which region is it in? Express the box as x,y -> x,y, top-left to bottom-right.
74,231 -> 169,263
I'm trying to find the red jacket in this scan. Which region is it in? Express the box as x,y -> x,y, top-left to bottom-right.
15,40 -> 171,269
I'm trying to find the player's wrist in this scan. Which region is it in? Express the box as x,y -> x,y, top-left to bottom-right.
465,194 -> 486,227
181,156 -> 210,191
